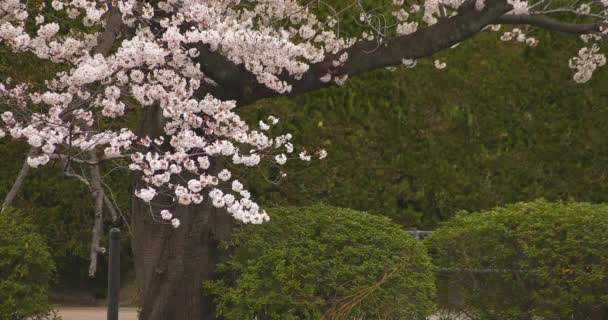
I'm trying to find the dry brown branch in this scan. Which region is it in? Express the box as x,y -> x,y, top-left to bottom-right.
322,266 -> 400,320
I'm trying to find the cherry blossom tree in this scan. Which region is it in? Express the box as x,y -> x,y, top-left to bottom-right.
0,0 -> 606,318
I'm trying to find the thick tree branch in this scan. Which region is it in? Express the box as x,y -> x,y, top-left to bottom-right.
195,0 -> 606,107
82,2 -> 124,277
1,147 -> 38,212
196,0 -> 514,105
496,14 -> 604,34
92,4 -> 123,57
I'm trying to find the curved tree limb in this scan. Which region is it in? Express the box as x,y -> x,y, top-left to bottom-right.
194,0 -> 605,106
195,0 -> 514,104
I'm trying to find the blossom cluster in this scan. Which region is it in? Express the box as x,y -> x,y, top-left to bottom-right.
570,44 -> 607,83
0,0 -> 338,227
499,27 -> 538,47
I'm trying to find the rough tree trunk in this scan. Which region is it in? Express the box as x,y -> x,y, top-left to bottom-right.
131,198 -> 232,320
131,104 -> 232,319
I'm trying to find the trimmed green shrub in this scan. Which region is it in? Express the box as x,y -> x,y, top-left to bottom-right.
206,205 -> 436,320
425,200 -> 608,320
0,208 -> 56,320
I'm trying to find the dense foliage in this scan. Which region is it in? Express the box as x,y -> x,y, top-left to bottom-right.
424,200 -> 608,320
0,139 -> 130,291
244,30 -> 608,228
206,205 -> 436,320
0,208 -> 56,319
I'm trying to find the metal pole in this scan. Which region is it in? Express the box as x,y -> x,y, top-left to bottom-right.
107,228 -> 120,320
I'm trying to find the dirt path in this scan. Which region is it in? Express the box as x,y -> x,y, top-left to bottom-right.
56,307 -> 448,320
57,307 -> 138,320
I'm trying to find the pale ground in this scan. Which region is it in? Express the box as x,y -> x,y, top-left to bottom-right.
57,307 -> 138,320
58,307 -> 446,320
56,307 -> 445,320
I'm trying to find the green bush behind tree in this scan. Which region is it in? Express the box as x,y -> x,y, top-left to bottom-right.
206,205 -> 436,320
242,30 -> 608,228
424,200 -> 608,320
0,208 -> 56,319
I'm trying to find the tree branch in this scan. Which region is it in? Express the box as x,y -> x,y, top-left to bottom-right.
195,0 -> 606,107
88,151 -> 106,277
496,14 -> 603,33
196,0 -> 514,105
63,166 -> 118,222
92,4 -> 123,57
104,193 -> 119,222
2,147 -> 38,212
49,153 -> 130,165
85,2 -> 124,276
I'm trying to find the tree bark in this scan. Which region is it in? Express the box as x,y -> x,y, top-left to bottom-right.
131,104 -> 232,320
131,195 -> 232,320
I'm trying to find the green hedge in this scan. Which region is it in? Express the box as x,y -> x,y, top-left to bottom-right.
242,30 -> 608,229
0,208 -> 56,320
206,205 -> 436,320
425,200 -> 608,320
